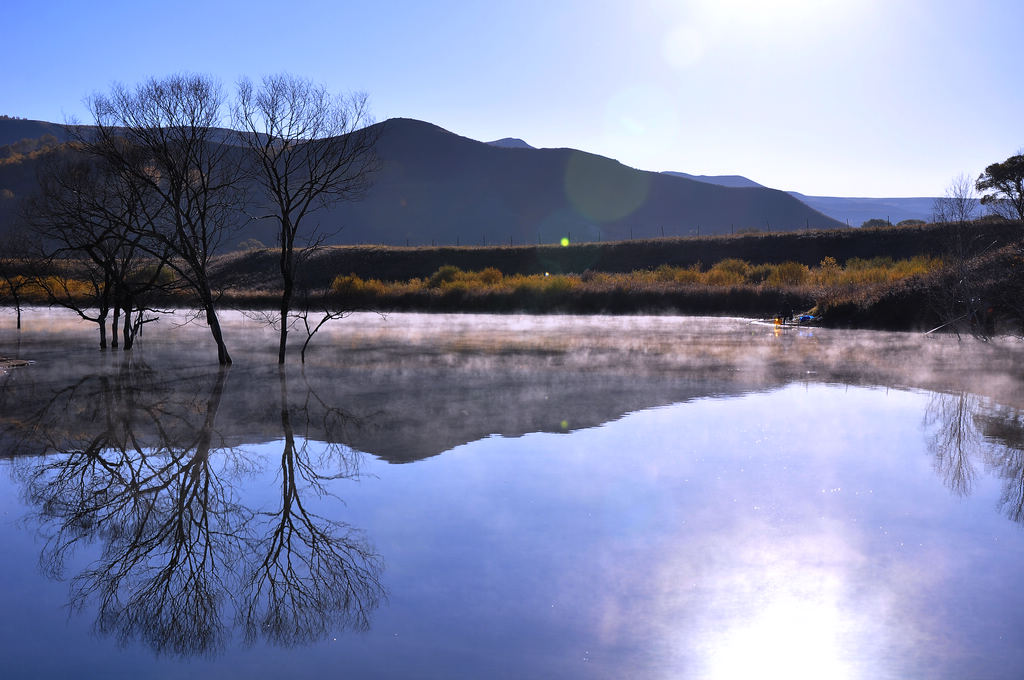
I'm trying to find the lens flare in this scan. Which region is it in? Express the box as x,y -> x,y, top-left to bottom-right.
564,150 -> 650,223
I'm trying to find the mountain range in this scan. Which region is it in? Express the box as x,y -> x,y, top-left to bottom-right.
661,171 -> 937,225
1,116 -> 933,248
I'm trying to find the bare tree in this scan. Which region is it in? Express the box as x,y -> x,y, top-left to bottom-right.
0,231 -> 32,330
233,75 -> 378,364
21,152 -> 116,347
932,173 -> 979,226
23,146 -> 173,349
928,174 -> 993,338
294,287 -> 356,364
243,278 -> 380,363
75,74 -> 244,365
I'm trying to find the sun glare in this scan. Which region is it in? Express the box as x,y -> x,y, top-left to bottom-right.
658,0 -> 853,64
700,0 -> 846,26
702,593 -> 855,680
648,522 -> 889,679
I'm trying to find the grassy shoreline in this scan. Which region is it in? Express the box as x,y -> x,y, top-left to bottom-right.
4,220 -> 1024,334
211,254 -> 941,330
213,218 -> 1022,286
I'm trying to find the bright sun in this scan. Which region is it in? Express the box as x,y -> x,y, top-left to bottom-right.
706,0 -> 844,22
659,0 -> 852,68
673,0 -> 850,38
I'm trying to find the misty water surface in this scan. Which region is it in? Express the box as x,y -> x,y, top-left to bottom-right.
2,309 -> 1024,679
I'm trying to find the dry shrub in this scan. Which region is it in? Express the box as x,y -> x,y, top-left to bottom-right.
585,271 -> 616,286
746,264 -> 774,284
816,257 -> 841,286
331,273 -> 366,295
704,268 -> 745,286
508,273 -> 579,294
427,265 -> 461,288
331,273 -> 386,296
319,255 -> 945,316
766,261 -> 810,286
701,259 -> 750,286
653,264 -> 701,284
544,274 -> 578,293
478,267 -> 503,285
712,258 -> 750,278
30,275 -> 95,299
440,278 -> 474,293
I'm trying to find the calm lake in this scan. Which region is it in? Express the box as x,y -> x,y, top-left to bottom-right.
2,309 -> 1024,679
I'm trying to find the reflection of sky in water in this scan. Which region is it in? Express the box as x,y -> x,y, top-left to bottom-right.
317,385 -> 1024,679
3,311 -> 1024,677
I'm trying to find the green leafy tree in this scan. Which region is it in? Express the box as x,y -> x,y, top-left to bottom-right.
976,153 -> 1024,221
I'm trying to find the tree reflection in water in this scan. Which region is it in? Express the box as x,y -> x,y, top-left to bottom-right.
975,404 -> 1024,523
10,361 -> 384,658
241,369 -> 382,647
925,391 -> 1024,524
924,391 -> 981,497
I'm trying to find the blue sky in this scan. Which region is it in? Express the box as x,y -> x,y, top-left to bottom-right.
3,0 -> 1021,197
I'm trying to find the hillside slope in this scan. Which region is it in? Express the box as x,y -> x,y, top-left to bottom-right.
0,117 -> 844,246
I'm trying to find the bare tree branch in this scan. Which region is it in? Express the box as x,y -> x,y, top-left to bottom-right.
233,74 -> 379,363
72,74 -> 245,364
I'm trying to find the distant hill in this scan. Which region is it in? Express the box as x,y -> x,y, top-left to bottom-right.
0,116 -> 845,247
486,137 -> 535,149
785,192 -> 939,227
661,167 -> 939,225
0,117 -> 71,146
327,118 -> 844,245
661,171 -> 766,189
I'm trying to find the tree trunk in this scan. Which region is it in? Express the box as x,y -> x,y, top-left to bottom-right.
278,284 -> 292,365
278,228 -> 295,365
99,315 -> 107,350
111,303 -> 120,349
194,269 -> 232,365
122,305 -> 132,350
205,303 -> 232,366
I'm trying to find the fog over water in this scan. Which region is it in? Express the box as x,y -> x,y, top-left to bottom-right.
2,309 -> 1024,679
